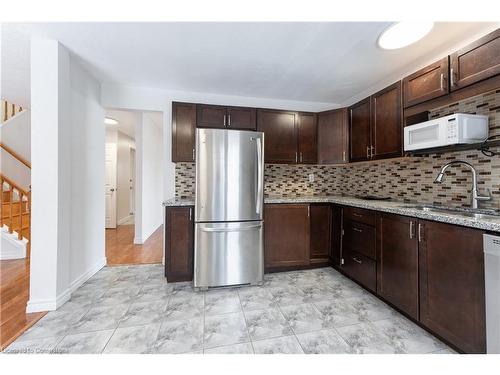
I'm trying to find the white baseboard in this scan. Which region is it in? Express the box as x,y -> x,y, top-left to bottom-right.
1,226 -> 28,260
117,215 -> 134,225
26,257 -> 106,313
69,257 -> 107,293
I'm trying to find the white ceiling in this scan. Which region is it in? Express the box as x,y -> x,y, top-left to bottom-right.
105,109 -> 162,138
2,22 -> 499,108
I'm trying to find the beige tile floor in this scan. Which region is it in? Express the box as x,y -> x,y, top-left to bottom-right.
4,265 -> 456,354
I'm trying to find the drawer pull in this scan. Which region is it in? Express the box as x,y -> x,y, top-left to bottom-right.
352,257 -> 363,264
352,227 -> 363,233
353,213 -> 362,218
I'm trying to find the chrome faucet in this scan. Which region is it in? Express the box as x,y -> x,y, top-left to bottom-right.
434,160 -> 491,209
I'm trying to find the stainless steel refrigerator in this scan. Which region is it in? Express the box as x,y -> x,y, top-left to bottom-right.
194,128 -> 264,290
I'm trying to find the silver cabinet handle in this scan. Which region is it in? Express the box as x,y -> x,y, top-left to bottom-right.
353,213 -> 362,218
295,151 -> 298,163
352,227 -> 363,233
440,73 -> 444,91
409,221 -> 414,239
300,152 -> 303,162
352,257 -> 362,264
189,207 -> 192,221
307,205 -> 310,217
343,150 -> 346,162
223,114 -> 227,127
418,223 -> 423,243
192,148 -> 195,161
450,68 -> 455,87
228,114 -> 231,127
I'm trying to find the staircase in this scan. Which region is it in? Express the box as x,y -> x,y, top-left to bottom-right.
1,175 -> 30,242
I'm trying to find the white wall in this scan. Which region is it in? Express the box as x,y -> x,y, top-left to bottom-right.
133,112 -> 163,243
117,131 -> 135,223
0,110 -> 31,190
68,58 -> 106,292
28,39 -> 105,313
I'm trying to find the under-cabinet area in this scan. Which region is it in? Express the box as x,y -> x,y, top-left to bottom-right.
164,198 -> 490,354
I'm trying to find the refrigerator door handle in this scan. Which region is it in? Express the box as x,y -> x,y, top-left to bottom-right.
255,137 -> 263,215
198,223 -> 262,232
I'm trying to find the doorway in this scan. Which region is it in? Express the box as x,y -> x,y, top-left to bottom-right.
104,109 -> 164,266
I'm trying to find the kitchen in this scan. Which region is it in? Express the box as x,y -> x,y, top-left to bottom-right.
164,27 -> 500,354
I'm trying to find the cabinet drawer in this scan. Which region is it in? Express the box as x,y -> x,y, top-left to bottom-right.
343,220 -> 376,259
343,250 -> 376,292
343,207 -> 376,227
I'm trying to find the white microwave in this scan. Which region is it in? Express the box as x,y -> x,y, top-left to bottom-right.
404,113 -> 489,152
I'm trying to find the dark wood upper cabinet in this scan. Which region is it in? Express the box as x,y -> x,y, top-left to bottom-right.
165,206 -> 194,282
317,108 -> 348,164
196,104 -> 227,128
226,106 -> 257,130
371,82 -> 402,159
257,109 -> 298,164
403,57 -> 449,108
349,98 -> 371,162
264,204 -> 310,269
297,113 -> 318,164
377,213 -> 419,320
450,28 -> 500,91
197,104 -> 257,130
172,102 -> 196,162
309,204 -> 331,264
419,220 -> 486,353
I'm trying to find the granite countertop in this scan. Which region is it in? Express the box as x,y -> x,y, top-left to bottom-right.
163,195 -> 500,232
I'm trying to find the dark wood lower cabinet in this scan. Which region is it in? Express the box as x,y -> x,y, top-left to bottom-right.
419,220 -> 486,353
264,204 -> 310,270
342,249 -> 377,292
164,206 -> 194,282
377,213 -> 419,320
310,204 -> 331,264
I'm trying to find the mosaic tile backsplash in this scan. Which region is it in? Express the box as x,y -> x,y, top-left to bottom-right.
175,90 -> 500,210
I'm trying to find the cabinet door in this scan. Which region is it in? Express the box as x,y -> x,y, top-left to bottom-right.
297,113 -> 317,164
403,57 -> 449,107
264,204 -> 310,269
330,205 -> 343,267
226,106 -> 257,130
377,213 -> 418,319
371,82 -> 402,160
450,29 -> 500,91
165,206 -> 194,282
349,98 -> 371,162
257,109 -> 298,164
172,102 -> 196,162
196,104 -> 227,128
310,204 -> 331,264
318,109 -> 348,164
419,220 -> 486,353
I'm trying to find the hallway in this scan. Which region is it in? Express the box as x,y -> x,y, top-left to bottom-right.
105,225 -> 163,265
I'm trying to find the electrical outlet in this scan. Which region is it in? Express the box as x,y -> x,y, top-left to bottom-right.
308,173 -> 314,183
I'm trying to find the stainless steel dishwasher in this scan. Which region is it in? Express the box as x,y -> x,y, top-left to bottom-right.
483,234 -> 500,354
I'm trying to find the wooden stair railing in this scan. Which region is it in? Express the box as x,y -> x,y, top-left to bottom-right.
0,143 -> 31,169
1,99 -> 23,123
0,174 -> 31,241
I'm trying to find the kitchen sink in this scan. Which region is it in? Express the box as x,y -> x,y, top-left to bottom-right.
399,204 -> 500,220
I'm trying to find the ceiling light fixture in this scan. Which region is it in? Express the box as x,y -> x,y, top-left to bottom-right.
104,117 -> 119,125
378,22 -> 434,50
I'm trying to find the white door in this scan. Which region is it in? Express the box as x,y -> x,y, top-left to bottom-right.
105,142 -> 117,229
129,147 -> 136,216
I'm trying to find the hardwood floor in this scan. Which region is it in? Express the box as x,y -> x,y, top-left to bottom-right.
106,224 -> 163,265
0,247 -> 46,351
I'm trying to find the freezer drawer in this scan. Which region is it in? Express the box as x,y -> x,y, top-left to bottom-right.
194,221 -> 264,289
